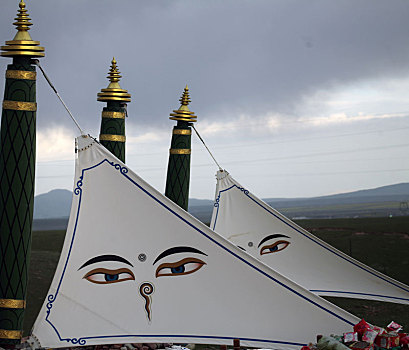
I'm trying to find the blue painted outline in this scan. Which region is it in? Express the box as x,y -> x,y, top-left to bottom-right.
310,290 -> 409,302
44,159 -> 355,346
212,183 -> 409,301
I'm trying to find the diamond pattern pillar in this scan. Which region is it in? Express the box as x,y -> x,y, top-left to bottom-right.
165,86 -> 196,211
0,56 -> 36,346
98,58 -> 130,163
165,122 -> 192,211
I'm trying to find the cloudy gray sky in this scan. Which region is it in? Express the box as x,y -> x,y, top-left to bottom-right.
1,0 -> 409,199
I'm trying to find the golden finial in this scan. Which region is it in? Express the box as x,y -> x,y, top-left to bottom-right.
107,57 -> 121,84
1,0 -> 45,57
169,85 -> 197,123
13,0 -> 33,39
179,85 -> 191,106
98,57 -> 131,103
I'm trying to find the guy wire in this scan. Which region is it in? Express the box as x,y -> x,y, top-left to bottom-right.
192,124 -> 222,171
32,59 -> 85,135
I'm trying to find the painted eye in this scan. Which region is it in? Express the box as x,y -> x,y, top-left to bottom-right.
83,268 -> 135,284
260,240 -> 290,255
155,257 -> 206,277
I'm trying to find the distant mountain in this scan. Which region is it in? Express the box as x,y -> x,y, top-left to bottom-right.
263,182 -> 409,203
324,182 -> 409,198
33,191 -> 216,220
34,189 -> 72,219
34,183 -> 409,221
189,198 -> 213,207
263,183 -> 409,211
189,182 -> 409,222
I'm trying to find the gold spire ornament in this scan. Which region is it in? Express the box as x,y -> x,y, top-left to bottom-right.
1,0 -> 45,57
97,58 -> 131,103
169,85 -> 197,123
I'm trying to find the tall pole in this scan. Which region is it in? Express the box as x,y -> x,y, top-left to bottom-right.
165,85 -> 197,211
0,1 -> 44,346
97,58 -> 131,163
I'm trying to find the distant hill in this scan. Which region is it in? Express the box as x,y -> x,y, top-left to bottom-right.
34,189 -> 72,219
189,198 -> 213,207
263,183 -> 409,208
34,183 -> 409,222
323,182 -> 409,198
189,182 -> 409,222
263,183 -> 409,203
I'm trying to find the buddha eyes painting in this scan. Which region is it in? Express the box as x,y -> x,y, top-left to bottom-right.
258,234 -> 291,255
153,246 -> 207,277
78,246 -> 208,322
229,233 -> 291,256
83,268 -> 135,284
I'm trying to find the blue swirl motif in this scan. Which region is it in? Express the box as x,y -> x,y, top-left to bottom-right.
46,294 -> 55,312
237,186 -> 249,196
109,161 -> 129,175
45,294 -> 88,345
213,194 -> 220,208
66,337 -> 86,345
74,176 -> 83,195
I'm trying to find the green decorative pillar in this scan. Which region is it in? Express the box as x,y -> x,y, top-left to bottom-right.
165,86 -> 197,211
0,1 -> 44,346
97,58 -> 131,163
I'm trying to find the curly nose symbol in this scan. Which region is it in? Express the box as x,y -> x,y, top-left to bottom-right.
139,282 -> 154,321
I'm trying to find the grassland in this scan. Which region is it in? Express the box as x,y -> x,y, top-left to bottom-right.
278,201 -> 408,219
24,217 -> 409,336
25,230 -> 66,335
295,217 -> 409,328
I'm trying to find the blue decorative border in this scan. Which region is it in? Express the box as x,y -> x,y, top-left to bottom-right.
44,159 -> 355,346
212,184 -> 409,302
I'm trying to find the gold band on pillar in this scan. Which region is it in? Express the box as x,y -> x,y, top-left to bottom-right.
173,129 -> 191,135
99,134 -> 126,142
0,329 -> 22,340
0,298 -> 25,309
169,149 -> 191,155
6,70 -> 36,80
2,101 -> 37,111
102,111 -> 125,119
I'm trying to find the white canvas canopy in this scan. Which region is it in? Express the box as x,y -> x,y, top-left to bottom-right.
210,170 -> 409,305
32,136 -> 359,349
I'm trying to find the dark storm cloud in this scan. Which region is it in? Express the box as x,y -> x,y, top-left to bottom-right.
1,0 -> 409,132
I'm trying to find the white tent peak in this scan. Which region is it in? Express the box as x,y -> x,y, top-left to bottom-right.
216,169 -> 230,180
211,169 -> 409,305
32,136 -> 359,349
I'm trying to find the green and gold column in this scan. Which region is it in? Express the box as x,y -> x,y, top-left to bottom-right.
0,1 -> 44,346
97,58 -> 131,163
165,86 -> 197,211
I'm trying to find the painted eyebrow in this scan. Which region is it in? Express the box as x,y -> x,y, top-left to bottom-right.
78,254 -> 133,270
153,246 -> 207,265
258,234 -> 290,248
